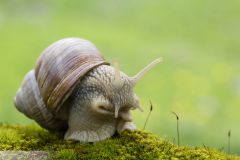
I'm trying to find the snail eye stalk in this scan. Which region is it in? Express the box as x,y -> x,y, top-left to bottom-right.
130,57 -> 163,86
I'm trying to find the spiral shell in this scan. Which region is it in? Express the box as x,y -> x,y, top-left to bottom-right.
15,70 -> 67,130
15,38 -> 108,130
35,38 -> 108,114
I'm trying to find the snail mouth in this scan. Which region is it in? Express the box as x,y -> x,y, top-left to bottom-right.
98,106 -> 133,123
97,105 -> 133,122
118,110 -> 133,122
99,105 -> 113,112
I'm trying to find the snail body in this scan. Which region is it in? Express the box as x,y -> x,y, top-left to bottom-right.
14,38 -> 161,142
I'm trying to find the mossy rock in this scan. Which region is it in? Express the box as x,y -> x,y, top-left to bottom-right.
0,124 -> 239,160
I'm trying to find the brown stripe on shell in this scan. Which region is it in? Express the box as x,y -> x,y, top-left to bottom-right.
34,38 -> 108,114
47,60 -> 106,114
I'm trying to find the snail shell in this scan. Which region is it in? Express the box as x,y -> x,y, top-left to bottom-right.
15,38 -> 108,131
35,38 -> 108,114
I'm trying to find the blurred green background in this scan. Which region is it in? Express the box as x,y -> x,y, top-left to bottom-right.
0,0 -> 240,154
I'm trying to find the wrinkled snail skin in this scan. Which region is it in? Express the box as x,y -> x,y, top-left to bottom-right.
65,65 -> 138,142
14,37 -> 161,143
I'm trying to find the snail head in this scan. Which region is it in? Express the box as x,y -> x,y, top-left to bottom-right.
81,57 -> 163,120
66,58 -> 162,142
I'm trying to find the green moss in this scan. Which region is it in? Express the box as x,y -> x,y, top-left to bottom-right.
0,124 -> 239,160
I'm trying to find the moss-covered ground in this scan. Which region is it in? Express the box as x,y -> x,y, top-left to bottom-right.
0,124 -> 239,160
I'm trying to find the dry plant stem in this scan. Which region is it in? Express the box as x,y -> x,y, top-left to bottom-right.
172,111 -> 180,146
143,100 -> 153,130
228,129 -> 231,154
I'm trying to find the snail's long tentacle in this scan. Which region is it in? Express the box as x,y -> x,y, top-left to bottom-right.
130,57 -> 163,86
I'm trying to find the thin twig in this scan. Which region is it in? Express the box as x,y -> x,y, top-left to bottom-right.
143,100 -> 153,130
228,129 -> 231,154
172,111 -> 180,146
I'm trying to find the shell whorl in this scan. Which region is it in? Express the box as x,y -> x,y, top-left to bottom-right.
14,38 -> 108,131
15,70 -> 67,130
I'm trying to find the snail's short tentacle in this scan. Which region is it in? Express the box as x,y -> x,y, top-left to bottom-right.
114,104 -> 121,118
117,121 -> 136,133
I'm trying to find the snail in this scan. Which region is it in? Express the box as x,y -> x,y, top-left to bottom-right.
14,38 -> 162,142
